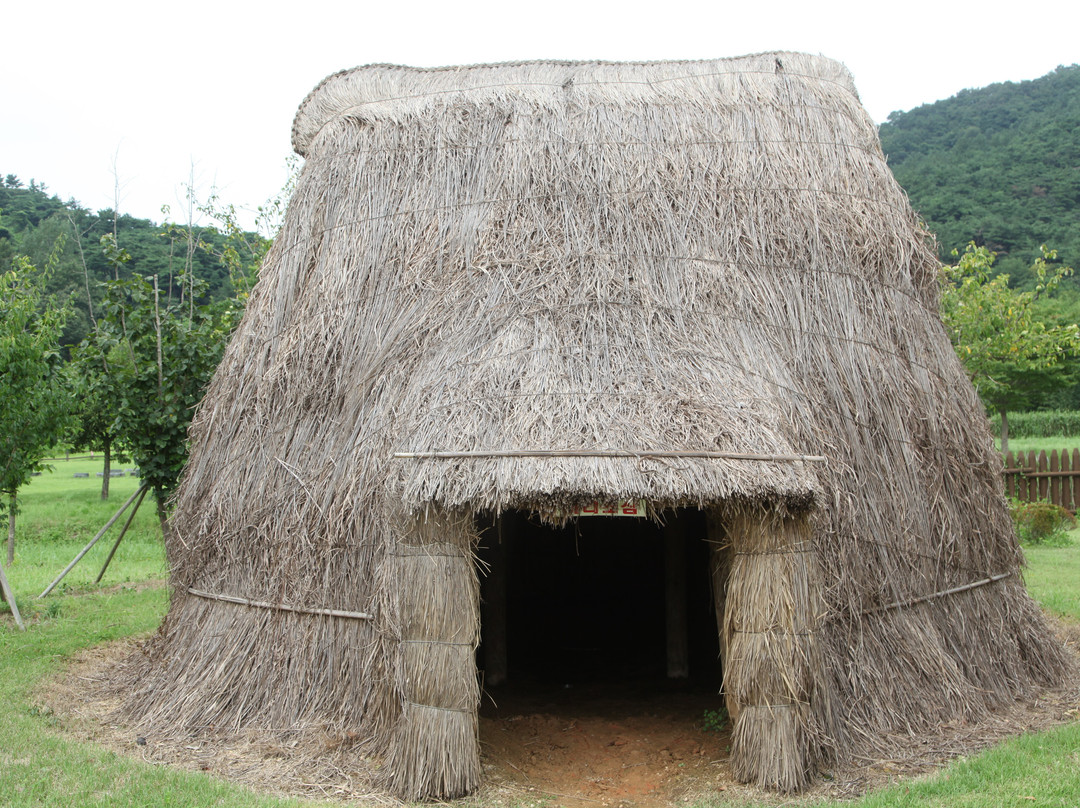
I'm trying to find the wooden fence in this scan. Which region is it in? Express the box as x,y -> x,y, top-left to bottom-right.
1003,449 -> 1080,511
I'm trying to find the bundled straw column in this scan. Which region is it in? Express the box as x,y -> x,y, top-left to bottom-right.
383,509 -> 481,799
723,503 -> 829,791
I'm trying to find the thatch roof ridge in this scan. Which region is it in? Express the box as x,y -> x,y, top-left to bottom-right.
292,52 -> 860,155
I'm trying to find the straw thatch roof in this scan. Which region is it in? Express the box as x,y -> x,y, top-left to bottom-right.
118,54 -> 1073,800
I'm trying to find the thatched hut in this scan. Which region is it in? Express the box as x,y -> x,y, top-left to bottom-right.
122,54 -> 1072,799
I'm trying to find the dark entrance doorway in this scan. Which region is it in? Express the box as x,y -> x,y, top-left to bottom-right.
475,508 -> 721,688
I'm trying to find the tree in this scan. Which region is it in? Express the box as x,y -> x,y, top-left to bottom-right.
0,243 -> 74,564
91,234 -> 241,533
68,341 -> 124,500
939,242 -> 1080,452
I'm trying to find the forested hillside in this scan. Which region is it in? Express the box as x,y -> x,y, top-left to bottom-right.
879,64 -> 1080,283
878,64 -> 1080,409
0,176 -> 241,348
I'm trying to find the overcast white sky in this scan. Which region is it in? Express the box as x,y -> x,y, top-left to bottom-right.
4,0 -> 1077,230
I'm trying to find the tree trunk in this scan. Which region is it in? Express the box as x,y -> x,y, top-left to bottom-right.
1000,410 -> 1010,455
101,438 -> 111,500
6,492 -> 15,567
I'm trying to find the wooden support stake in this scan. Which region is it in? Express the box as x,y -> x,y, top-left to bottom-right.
0,558 -> 25,631
706,512 -> 732,713
38,485 -> 147,598
482,513 -> 509,686
95,485 -> 150,583
664,512 -> 688,679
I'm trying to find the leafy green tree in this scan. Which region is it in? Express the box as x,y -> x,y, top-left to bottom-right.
0,244 -> 74,564
68,341 -> 126,499
91,234 -> 241,533
1,177 -> 256,353
939,243 -> 1080,451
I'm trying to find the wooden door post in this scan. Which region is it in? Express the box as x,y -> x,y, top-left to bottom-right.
664,511 -> 689,679
706,512 -> 733,713
482,513 -> 509,686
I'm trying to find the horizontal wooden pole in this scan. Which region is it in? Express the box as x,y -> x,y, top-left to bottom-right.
187,588 -> 372,620
1003,469 -> 1077,478
393,449 -> 827,462
861,572 -> 1012,617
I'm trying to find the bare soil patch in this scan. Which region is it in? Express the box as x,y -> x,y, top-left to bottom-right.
474,681 -> 734,808
39,621 -> 1080,807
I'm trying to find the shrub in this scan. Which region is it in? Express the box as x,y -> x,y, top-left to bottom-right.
999,410 -> 1080,438
701,707 -> 728,733
1010,500 -> 1076,546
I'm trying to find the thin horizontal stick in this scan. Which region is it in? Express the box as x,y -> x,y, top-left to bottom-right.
187,588 -> 372,620
392,449 -> 827,462
1003,469 -> 1077,478
861,572 -> 1013,616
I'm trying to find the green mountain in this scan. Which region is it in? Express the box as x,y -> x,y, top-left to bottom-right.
0,176 -> 240,349
879,64 -> 1080,284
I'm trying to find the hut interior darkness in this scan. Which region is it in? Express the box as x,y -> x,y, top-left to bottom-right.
116,54 -> 1073,802
475,509 -> 721,686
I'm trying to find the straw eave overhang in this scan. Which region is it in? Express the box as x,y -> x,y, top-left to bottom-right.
392,451 -> 823,516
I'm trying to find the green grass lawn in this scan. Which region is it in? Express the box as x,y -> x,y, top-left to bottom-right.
2,464 -> 1080,808
0,588 -> 330,808
1,461 -> 331,808
4,458 -> 166,612
1024,530 -> 1080,622
995,436 -> 1080,456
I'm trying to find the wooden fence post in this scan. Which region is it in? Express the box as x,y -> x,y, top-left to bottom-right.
1049,450 -> 1058,506
1072,450 -> 1080,510
1002,448 -> 1080,512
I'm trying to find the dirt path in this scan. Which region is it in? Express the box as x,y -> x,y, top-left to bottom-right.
476,681 -> 733,807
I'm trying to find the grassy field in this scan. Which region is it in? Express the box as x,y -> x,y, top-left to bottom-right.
2,463 -> 1079,808
995,436 -> 1080,455
4,458 -> 166,610
1025,536 -> 1080,621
